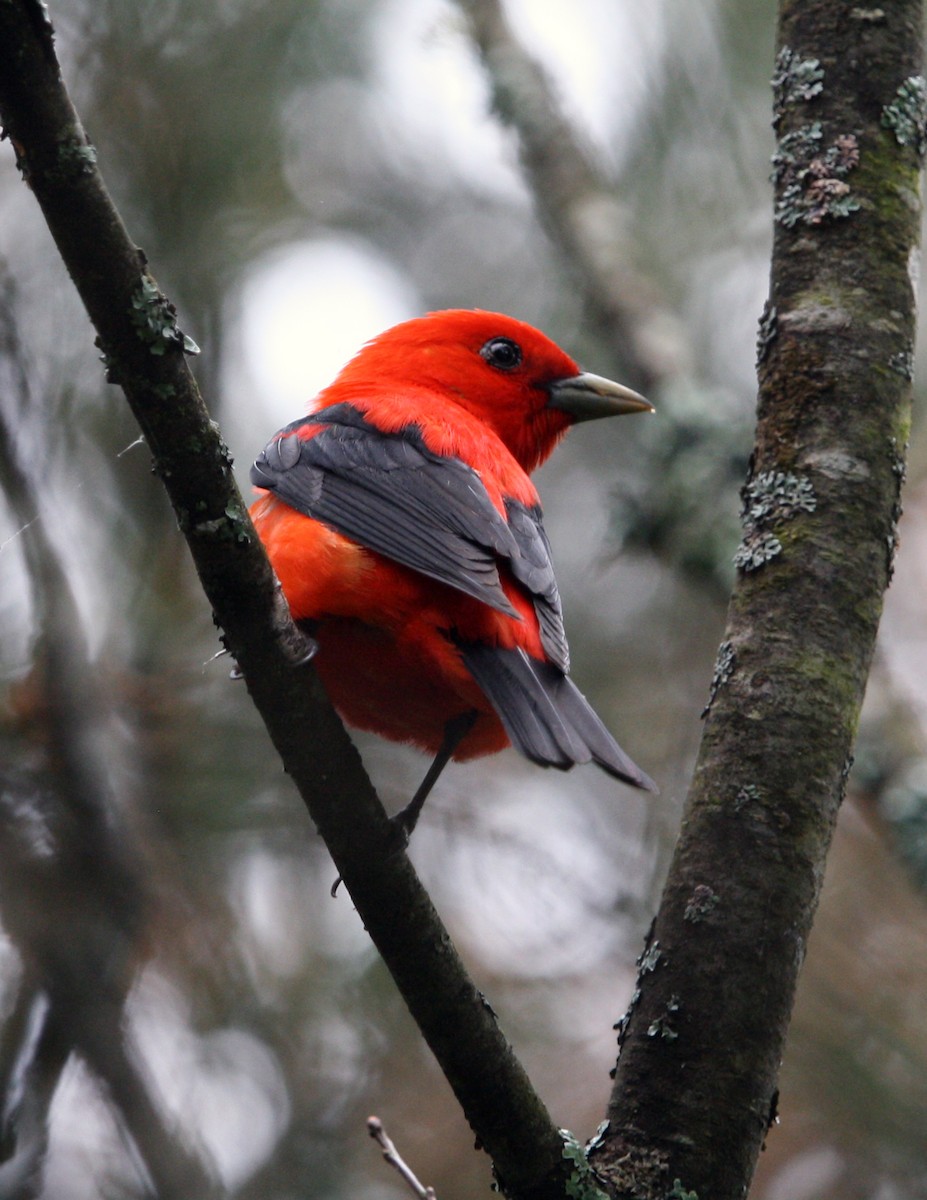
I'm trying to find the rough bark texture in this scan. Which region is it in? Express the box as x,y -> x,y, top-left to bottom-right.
596,4 -> 922,1199
0,6 -> 574,1196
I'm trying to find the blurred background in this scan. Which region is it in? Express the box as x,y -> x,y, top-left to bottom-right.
0,1 -> 926,1197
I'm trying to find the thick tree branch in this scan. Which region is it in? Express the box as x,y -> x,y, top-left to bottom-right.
0,5 -> 573,1196
593,5 -> 923,1199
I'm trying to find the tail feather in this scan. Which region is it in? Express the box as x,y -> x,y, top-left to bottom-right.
461,644 -> 586,769
460,643 -> 657,792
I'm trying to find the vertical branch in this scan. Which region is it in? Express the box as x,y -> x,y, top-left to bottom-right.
594,4 -> 923,1199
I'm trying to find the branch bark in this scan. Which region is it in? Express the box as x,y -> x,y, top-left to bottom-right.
592,4 -> 923,1198
0,6 -> 573,1197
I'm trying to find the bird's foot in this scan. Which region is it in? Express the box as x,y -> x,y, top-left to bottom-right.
385,806 -> 418,854
330,814 -> 412,898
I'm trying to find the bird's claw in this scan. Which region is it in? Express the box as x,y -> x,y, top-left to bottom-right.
329,815 -> 409,898
385,810 -> 415,855
292,634 -> 318,666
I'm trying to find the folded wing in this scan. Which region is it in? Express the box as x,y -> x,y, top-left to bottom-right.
251,402 -> 569,671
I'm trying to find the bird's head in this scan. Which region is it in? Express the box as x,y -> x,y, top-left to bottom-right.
324,309 -> 652,473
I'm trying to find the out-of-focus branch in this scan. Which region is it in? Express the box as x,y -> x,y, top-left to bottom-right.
0,286 -> 221,1198
0,7 -> 575,1197
0,979 -> 62,1199
0,784 -> 222,1199
457,0 -> 688,395
458,0 -> 751,600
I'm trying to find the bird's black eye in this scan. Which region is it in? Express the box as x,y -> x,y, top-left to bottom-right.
480,336 -> 523,371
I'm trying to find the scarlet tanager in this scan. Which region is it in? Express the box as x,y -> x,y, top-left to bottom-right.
250,310 -> 657,832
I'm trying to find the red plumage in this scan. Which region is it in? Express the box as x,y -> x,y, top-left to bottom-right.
250,310 -> 656,809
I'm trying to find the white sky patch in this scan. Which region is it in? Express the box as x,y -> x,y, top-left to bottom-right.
128,971 -> 291,1190
237,238 -> 420,428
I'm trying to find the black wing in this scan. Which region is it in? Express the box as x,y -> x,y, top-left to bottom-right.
504,499 -> 565,674
251,403 -> 569,670
461,642 -> 657,791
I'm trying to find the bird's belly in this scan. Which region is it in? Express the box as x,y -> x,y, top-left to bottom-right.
313,616 -> 507,759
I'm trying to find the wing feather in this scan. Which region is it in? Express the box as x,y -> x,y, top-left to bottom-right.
460,643 -> 656,790
251,403 -> 568,665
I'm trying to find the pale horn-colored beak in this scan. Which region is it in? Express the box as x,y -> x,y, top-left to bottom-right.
548,371 -> 654,422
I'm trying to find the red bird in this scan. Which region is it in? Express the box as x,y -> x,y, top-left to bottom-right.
250,310 -> 656,831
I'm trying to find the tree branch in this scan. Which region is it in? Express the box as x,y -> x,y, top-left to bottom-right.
593,4 -> 923,1198
0,281 -> 221,1198
0,5 -> 573,1196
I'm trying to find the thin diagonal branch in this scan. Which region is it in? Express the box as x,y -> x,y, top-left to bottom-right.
0,6 -> 573,1196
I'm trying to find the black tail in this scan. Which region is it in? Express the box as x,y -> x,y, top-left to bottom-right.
460,643 -> 657,792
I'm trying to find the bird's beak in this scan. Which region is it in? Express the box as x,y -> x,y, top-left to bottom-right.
547,371 -> 654,422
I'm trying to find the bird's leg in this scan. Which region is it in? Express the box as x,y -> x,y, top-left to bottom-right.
391,709 -> 479,844
330,710 -> 479,897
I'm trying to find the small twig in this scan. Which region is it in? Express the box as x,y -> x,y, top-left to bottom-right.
367,1116 -> 436,1200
